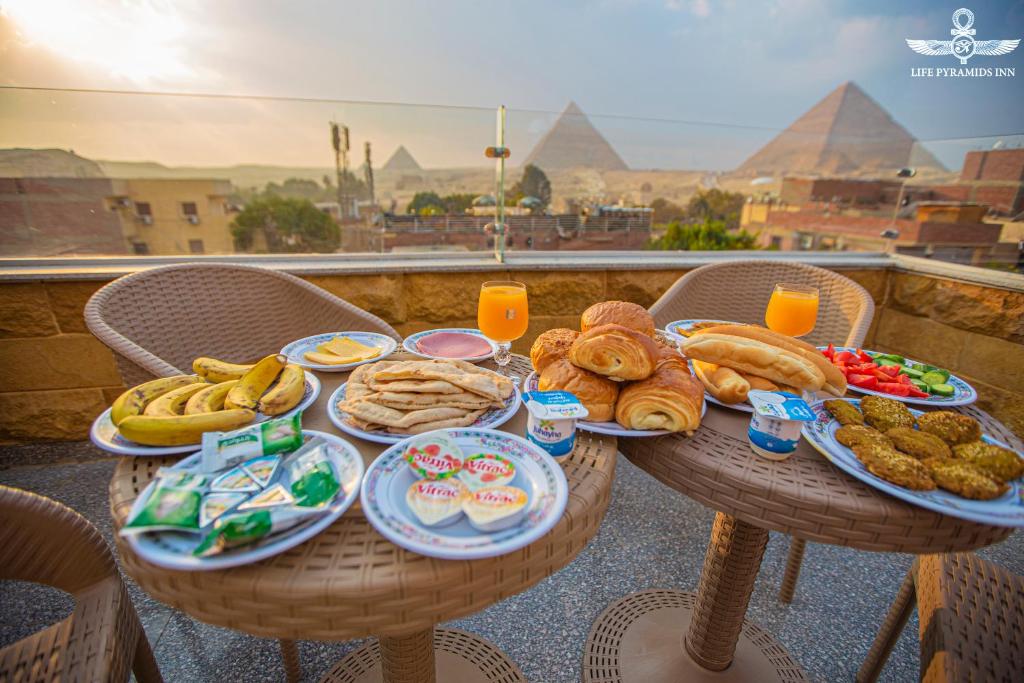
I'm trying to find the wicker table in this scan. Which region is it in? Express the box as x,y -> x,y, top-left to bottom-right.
582,403 -> 1015,683
108,354 -> 617,683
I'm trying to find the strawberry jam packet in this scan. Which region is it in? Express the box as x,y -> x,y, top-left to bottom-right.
404,432 -> 464,480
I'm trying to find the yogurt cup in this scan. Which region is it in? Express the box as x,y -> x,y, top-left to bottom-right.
746,390 -> 815,461
522,391 -> 589,460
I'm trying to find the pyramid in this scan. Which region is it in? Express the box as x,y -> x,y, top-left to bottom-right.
523,101 -> 628,171
382,145 -> 421,172
737,82 -> 944,175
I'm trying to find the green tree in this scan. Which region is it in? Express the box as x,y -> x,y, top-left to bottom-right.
406,191 -> 445,215
647,218 -> 758,251
685,189 -> 746,229
650,197 -> 684,224
511,164 -> 552,210
442,193 -> 477,214
231,196 -> 340,253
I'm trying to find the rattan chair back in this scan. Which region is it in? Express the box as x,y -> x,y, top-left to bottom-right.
85,262 -> 400,385
650,260 -> 875,347
0,485 -> 162,682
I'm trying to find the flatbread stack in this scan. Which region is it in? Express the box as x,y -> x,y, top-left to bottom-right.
338,359 -> 516,435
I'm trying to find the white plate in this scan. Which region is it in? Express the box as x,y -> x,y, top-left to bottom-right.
90,374 -> 321,457
403,328 -> 498,362
823,347 -> 978,407
123,430 -> 364,570
686,359 -> 818,414
282,332 -> 398,372
664,318 -> 740,340
328,379 -> 521,444
802,399 -> 1024,528
360,428 -> 568,560
523,371 -> 706,437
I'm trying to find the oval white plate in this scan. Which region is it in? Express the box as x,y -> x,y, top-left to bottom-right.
90,373 -> 321,457
802,399 -> 1024,528
523,371 -> 705,437
823,347 -> 978,407
282,332 -> 398,372
664,319 -> 740,340
686,359 -> 818,414
360,428 -> 568,560
328,379 -> 521,444
403,328 -> 497,362
123,430 -> 364,570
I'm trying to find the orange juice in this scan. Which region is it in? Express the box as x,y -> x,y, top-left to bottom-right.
478,283 -> 529,342
764,286 -> 819,337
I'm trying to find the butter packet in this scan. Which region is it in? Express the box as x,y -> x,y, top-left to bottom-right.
282,437 -> 341,508
193,506 -> 326,557
122,485 -> 203,535
200,413 -> 303,473
199,492 -> 248,528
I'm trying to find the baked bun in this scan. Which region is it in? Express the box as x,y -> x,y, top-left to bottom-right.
615,357 -> 704,433
581,301 -> 655,337
569,324 -> 660,381
691,360 -> 750,404
679,333 -> 826,391
530,328 -> 579,373
538,358 -> 619,422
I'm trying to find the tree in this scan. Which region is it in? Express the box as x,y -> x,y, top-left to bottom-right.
511,164 -> 552,210
442,193 -> 477,214
406,191 -> 445,215
685,189 -> 746,229
647,218 -> 758,251
650,197 -> 684,224
231,196 -> 340,253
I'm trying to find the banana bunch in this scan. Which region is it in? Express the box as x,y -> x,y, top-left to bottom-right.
108,354 -> 307,446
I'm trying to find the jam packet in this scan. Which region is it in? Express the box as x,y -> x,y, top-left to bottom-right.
193,506 -> 326,557
200,413 -> 303,473
282,437 -> 341,508
459,453 -> 515,491
404,432 -> 464,480
122,485 -> 203,534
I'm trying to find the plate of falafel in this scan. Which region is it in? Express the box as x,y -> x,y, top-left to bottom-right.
802,396 -> 1024,526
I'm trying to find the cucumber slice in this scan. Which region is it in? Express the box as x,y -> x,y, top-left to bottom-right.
921,371 -> 948,386
877,353 -> 905,363
876,359 -> 904,368
910,379 -> 931,393
899,366 -> 925,379
931,383 -> 955,397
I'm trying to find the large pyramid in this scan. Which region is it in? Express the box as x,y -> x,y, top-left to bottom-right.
737,82 -> 944,175
523,101 -> 628,171
382,145 -> 422,172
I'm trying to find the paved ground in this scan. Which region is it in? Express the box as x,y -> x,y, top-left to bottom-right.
1,441 -> 1021,682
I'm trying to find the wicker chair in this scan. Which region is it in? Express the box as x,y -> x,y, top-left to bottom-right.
857,553 -> 1024,682
85,263 -> 401,386
650,259 -> 876,603
0,485 -> 162,682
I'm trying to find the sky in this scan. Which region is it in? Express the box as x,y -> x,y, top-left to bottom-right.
1,0 -> 1022,170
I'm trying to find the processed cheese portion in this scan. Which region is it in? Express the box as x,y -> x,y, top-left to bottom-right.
307,336 -> 382,364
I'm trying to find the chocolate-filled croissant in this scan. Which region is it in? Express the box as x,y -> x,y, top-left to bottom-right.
614,357 -> 704,433
569,324 -> 659,381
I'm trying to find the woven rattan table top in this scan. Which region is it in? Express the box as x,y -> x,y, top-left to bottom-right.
108,354 -> 617,640
620,403 -> 1016,554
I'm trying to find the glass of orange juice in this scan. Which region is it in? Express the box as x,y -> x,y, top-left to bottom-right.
478,281 -> 529,382
764,283 -> 819,337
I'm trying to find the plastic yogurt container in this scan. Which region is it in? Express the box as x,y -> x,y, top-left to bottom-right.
746,390 -> 815,461
522,391 -> 588,460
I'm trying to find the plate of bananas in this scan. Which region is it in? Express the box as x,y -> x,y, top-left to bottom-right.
91,354 -> 321,456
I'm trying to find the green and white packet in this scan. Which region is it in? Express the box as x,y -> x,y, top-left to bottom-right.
200,413 -> 303,473
122,486 -> 203,535
282,437 -> 341,507
193,506 -> 326,557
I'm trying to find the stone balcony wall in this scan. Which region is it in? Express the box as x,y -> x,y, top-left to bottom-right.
0,261 -> 1021,443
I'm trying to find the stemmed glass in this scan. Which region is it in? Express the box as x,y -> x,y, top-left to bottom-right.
477,281 -> 529,384
764,283 -> 819,338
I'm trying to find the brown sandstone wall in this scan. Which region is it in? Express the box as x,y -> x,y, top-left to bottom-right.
1,267 -> 1021,443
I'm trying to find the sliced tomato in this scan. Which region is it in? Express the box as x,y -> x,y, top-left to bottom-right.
856,349 -> 873,363
848,374 -> 879,390
834,351 -> 856,363
907,386 -> 930,398
878,382 -> 910,396
823,343 -> 836,360
870,367 -> 894,380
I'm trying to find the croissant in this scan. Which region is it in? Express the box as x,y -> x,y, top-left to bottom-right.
530,328 -> 579,373
538,358 -> 619,422
569,324 -> 660,381
580,301 -> 655,337
615,357 -> 704,433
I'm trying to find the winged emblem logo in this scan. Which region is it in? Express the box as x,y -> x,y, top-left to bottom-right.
906,8 -> 1019,65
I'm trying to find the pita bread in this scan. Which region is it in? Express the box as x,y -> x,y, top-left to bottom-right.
386,409 -> 486,434
339,399 -> 474,429
371,361 -> 513,402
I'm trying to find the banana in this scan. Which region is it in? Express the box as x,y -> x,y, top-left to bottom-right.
110,375 -> 205,426
225,354 -> 287,410
117,409 -> 256,446
184,380 -> 239,415
258,364 -> 306,416
143,382 -> 212,416
193,357 -> 255,383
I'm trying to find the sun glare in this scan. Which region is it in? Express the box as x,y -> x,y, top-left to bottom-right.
3,0 -> 196,83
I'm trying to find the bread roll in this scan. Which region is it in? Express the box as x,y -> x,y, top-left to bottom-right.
678,333 -> 826,391
569,324 -> 660,381
580,301 -> 655,337
615,357 -> 704,433
695,325 -> 846,396
737,372 -> 799,395
538,358 -> 619,422
530,328 -> 579,373
691,360 -> 750,404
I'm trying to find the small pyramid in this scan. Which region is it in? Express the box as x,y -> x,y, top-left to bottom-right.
523,101 -> 628,170
382,145 -> 421,172
737,82 -> 944,175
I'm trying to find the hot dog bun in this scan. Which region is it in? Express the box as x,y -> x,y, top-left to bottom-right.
679,333 -> 826,391
691,360 -> 750,404
695,325 -> 846,397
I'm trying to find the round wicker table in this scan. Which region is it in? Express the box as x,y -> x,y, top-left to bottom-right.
581,402 -> 1015,683
108,354 -> 618,683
